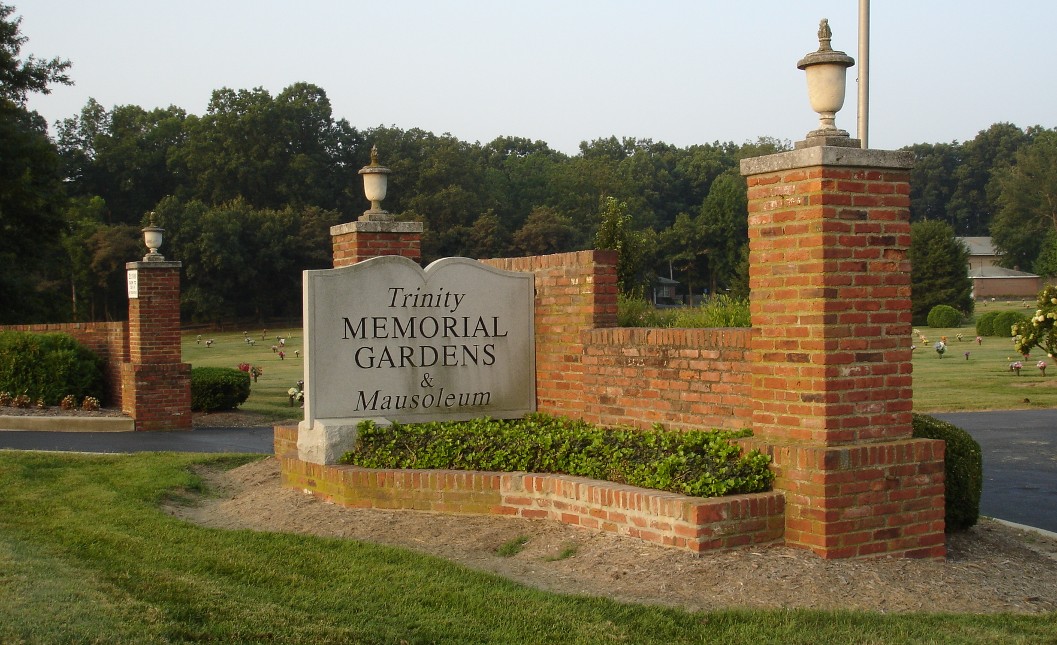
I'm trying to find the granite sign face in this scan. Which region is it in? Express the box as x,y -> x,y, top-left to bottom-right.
298,256 -> 535,463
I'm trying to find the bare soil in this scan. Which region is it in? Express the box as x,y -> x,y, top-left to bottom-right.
168,458 -> 1057,615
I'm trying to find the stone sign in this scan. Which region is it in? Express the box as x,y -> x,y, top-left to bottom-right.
298,255 -> 535,463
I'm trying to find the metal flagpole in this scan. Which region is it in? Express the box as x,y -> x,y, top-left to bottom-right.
857,0 -> 870,148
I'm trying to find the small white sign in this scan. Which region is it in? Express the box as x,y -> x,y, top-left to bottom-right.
127,270 -> 139,299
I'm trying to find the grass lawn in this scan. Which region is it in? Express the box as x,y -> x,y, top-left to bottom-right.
1,451 -> 1054,644
183,327 -> 304,422
912,299 -> 1056,412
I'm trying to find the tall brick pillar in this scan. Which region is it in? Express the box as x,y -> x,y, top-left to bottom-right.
122,258 -> 192,431
740,145 -> 946,559
331,219 -> 423,268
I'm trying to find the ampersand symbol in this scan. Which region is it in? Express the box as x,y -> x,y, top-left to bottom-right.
420,373 -> 434,388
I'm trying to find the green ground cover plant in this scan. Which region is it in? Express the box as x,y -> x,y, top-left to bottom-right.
0,451 -> 1053,644
343,415 -> 773,498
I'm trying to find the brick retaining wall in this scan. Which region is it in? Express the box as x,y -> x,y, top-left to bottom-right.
276,425 -> 784,554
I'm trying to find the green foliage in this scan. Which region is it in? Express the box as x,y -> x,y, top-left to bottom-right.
911,413 -> 982,532
189,366 -> 250,412
992,310 -> 1029,340
617,294 -> 750,328
1012,284 -> 1057,357
343,414 -> 774,499
594,196 -> 656,295
926,304 -> 963,328
0,331 -> 105,405
1033,230 -> 1057,277
991,129 -> 1057,271
910,220 -> 974,324
975,310 -> 998,336
0,6 -> 74,323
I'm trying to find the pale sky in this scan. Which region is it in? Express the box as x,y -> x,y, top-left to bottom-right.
16,1 -> 1057,155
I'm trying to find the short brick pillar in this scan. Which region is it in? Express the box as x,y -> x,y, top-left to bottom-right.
740,146 -> 946,559
122,260 -> 192,431
331,219 -> 424,268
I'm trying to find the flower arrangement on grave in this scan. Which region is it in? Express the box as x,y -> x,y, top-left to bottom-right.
1039,360 -> 1048,377
1013,285 -> 1057,359
934,341 -> 946,358
288,380 -> 304,406
1010,361 -> 1023,375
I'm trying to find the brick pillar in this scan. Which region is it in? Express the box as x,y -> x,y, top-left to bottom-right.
122,260 -> 191,431
331,219 -> 424,268
740,146 -> 946,559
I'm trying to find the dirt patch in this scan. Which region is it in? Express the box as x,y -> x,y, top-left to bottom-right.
166,458 -> 1057,615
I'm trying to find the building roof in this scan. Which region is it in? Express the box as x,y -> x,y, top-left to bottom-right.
958,236 -> 998,256
968,266 -> 1038,279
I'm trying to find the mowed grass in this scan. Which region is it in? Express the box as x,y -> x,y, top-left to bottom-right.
1,451 -> 1055,644
912,299 -> 1057,412
183,327 -> 304,421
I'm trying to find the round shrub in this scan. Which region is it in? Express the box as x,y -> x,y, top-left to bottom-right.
991,311 -> 1029,338
911,413 -> 982,532
926,304 -> 962,328
0,331 -> 106,405
190,367 -> 250,412
975,311 -> 998,337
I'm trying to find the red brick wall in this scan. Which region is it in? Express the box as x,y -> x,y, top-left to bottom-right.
579,327 -> 753,430
481,252 -> 754,431
742,149 -> 946,559
0,322 -> 128,408
128,266 -> 182,364
746,165 -> 914,444
332,224 -> 422,268
124,263 -> 191,430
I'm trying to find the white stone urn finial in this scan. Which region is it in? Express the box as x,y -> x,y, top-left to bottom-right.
358,144 -> 393,221
796,18 -> 859,148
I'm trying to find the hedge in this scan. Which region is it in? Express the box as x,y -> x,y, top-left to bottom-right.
190,367 -> 250,412
911,413 -> 982,532
926,304 -> 962,328
0,331 -> 106,405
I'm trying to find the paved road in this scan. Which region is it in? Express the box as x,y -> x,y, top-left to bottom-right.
934,409 -> 1057,533
0,426 -> 275,454
2,410 -> 1055,531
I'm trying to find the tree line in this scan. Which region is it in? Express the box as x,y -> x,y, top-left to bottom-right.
3,4 -> 1055,326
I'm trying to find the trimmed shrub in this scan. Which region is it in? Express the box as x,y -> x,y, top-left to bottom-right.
190,367 -> 250,412
926,304 -> 962,328
343,414 -> 774,499
975,311 -> 999,337
0,331 -> 106,405
911,413 -> 982,532
991,311 -> 1029,338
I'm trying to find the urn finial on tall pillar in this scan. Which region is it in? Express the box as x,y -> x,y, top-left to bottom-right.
796,18 -> 860,148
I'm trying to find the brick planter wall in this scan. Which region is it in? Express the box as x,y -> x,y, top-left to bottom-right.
276,425 -> 784,554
